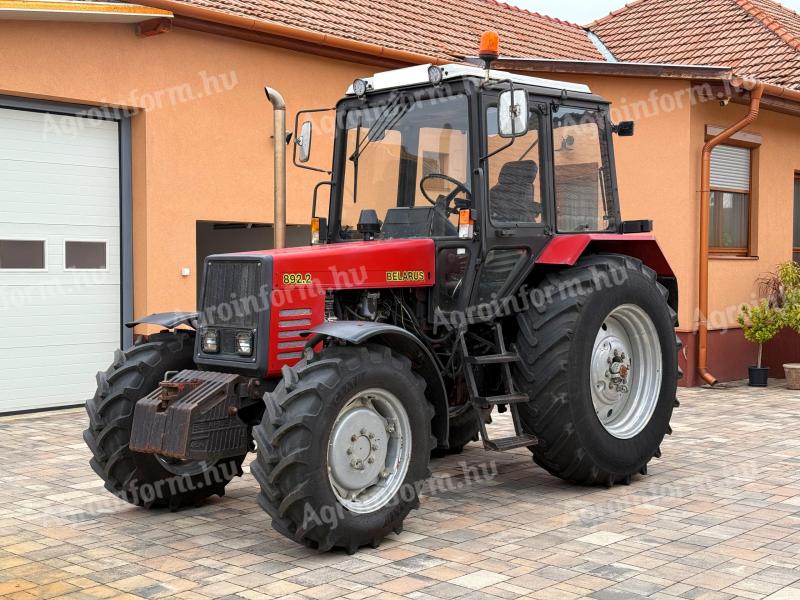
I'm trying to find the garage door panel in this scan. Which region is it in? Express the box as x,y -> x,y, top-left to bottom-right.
0,276 -> 119,289
0,106 -> 122,413
2,351 -> 116,373
0,327 -> 120,345
0,383 -> 100,412
0,341 -> 118,360
0,107 -> 118,168
0,169 -> 118,197
4,370 -> 102,394
2,313 -> 119,334
0,292 -> 119,307
0,210 -> 120,227
0,197 -> 119,216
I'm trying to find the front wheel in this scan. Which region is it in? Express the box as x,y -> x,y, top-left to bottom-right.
514,255 -> 679,486
252,344 -> 435,553
83,331 -> 245,509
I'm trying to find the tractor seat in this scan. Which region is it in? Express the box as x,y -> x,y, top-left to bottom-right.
489,160 -> 541,223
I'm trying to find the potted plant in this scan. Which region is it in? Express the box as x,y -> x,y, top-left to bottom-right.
738,299 -> 783,387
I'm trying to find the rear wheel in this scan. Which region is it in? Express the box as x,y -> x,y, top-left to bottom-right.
83,331 -> 245,509
514,255 -> 678,486
252,344 -> 434,553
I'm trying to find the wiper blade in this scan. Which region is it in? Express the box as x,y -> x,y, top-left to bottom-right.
349,93 -> 409,163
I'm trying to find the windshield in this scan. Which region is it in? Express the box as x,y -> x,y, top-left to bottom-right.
338,93 -> 470,239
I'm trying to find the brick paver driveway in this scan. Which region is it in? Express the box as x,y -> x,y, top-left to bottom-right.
1,381 -> 799,599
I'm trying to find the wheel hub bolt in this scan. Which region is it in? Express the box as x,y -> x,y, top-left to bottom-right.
368,432 -> 375,440
346,448 -> 352,455
367,457 -> 374,464
350,434 -> 357,442
360,428 -> 367,435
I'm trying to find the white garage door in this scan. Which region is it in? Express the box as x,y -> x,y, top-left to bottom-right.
0,107 -> 121,413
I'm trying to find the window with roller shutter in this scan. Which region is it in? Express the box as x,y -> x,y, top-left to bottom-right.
709,144 -> 752,255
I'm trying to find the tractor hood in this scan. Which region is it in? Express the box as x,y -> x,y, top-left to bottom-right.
197,238 -> 435,377
239,238 -> 436,291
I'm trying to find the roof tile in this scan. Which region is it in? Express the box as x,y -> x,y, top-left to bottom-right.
590,0 -> 800,88
165,0 -> 604,61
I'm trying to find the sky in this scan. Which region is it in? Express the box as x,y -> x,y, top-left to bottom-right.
507,0 -> 800,25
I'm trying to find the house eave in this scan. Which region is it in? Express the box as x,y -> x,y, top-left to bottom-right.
0,1 -> 172,23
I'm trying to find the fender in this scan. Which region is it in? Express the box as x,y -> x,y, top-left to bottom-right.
126,311 -> 198,330
536,234 -> 674,277
305,321 -> 449,448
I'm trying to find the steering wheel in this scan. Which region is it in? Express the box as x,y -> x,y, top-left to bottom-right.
419,173 -> 471,214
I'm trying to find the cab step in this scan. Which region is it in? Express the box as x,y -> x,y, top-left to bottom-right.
474,393 -> 529,405
459,323 -> 536,452
465,352 -> 521,365
484,434 -> 538,452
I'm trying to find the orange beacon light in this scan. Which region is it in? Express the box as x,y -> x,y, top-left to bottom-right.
479,31 -> 500,70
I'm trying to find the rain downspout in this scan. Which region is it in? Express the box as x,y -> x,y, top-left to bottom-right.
265,87 -> 286,249
697,81 -> 764,386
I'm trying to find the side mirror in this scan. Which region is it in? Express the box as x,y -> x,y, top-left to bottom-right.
498,89 -> 528,138
613,121 -> 635,136
296,120 -> 313,163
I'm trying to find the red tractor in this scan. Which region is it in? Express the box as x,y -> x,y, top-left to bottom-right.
84,41 -> 679,553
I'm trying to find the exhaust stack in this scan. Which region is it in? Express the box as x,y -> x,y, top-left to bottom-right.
265,87 -> 287,249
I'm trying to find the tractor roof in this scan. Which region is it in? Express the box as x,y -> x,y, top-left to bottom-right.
345,63 -> 592,96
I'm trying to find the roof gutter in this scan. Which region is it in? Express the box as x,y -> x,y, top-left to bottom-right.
464,57 -> 732,80
697,78 -> 800,386
136,0 -> 448,66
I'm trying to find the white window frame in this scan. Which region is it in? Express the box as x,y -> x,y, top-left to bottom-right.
63,239 -> 110,272
0,237 -> 48,272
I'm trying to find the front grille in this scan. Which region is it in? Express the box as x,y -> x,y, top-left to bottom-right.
195,256 -> 271,373
275,308 -> 312,361
201,260 -> 262,328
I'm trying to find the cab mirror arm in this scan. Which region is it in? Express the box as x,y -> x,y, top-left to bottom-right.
292,107 -> 334,174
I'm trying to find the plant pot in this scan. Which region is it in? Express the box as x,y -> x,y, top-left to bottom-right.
784,364 -> 800,390
748,366 -> 769,387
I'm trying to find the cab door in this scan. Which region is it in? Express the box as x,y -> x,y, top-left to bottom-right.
471,91 -> 552,307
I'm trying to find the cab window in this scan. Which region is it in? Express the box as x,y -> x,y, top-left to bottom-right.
553,106 -> 614,232
485,103 -> 543,226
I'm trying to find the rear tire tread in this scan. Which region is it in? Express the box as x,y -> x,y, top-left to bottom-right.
515,254 -> 679,485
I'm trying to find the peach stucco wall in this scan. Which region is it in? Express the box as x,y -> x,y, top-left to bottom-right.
1,20 -> 378,318
2,20 -> 798,336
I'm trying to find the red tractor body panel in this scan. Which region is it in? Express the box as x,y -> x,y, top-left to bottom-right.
536,234 -> 675,278
239,239 -> 436,375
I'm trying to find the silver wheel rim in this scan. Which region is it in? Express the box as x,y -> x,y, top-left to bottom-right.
590,304 -> 662,439
155,455 -> 209,477
327,388 -> 412,514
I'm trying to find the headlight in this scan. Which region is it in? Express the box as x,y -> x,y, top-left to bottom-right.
201,328 -> 219,353
352,78 -> 368,97
235,331 -> 254,356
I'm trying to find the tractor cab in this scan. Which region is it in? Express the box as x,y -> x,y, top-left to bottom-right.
297,61 -> 632,312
